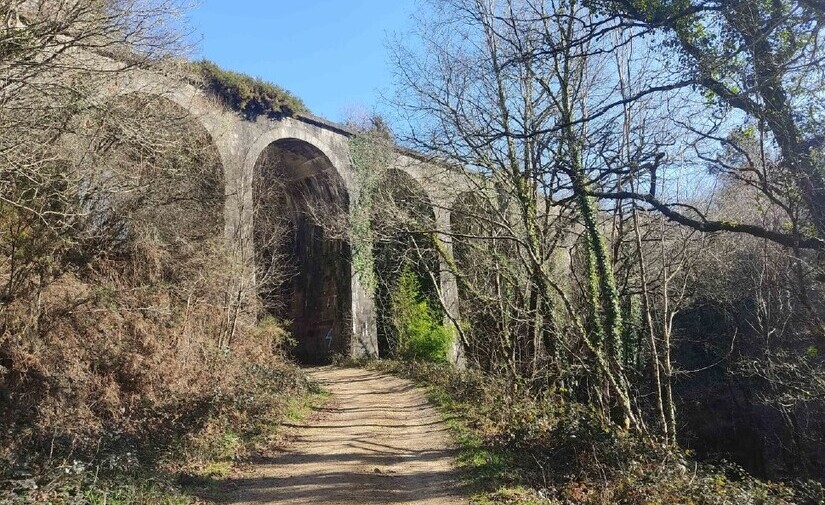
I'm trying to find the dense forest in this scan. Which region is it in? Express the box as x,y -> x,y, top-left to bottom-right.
1,0 -> 824,504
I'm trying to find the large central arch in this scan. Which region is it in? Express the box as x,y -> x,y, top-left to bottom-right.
253,137 -> 352,363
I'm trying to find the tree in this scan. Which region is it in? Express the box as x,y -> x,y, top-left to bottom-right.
390,266 -> 453,362
1,0 -> 191,307
589,0 -> 825,252
390,0 -> 654,429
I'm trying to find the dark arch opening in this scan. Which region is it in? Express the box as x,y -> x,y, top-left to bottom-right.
371,169 -> 440,358
450,191 -> 500,369
253,138 -> 351,364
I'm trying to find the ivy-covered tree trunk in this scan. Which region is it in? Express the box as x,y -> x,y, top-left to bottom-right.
554,10 -> 632,426
571,160 -> 634,430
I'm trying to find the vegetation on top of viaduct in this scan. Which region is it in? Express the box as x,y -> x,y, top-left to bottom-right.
188,60 -> 308,120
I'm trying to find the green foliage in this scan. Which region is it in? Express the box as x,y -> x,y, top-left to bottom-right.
189,60 -> 307,120
576,188 -> 624,361
391,267 -> 453,362
621,294 -> 644,371
249,315 -> 297,355
347,133 -> 391,295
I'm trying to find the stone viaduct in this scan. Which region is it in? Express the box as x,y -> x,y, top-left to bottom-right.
104,62 -> 468,365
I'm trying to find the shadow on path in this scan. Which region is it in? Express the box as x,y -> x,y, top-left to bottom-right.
197,366 -> 467,505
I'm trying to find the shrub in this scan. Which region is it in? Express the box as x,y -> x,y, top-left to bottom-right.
370,360 -> 812,505
390,267 -> 453,362
189,60 -> 307,120
249,315 -> 296,356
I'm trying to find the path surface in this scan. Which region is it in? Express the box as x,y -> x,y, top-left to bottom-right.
215,366 -> 467,504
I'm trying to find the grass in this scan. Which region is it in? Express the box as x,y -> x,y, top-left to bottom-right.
286,389 -> 328,422
83,481 -> 192,505
434,397 -> 546,505
179,385 -> 329,486
425,388 -> 507,491
0,469 -> 194,505
170,384 -> 329,504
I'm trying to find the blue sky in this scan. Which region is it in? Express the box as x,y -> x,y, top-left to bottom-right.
188,1 -> 415,122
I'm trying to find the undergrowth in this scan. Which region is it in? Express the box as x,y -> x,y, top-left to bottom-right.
1,356 -> 323,505
1,347 -> 321,505
0,48 -> 321,505
0,92 -> 325,504
364,359 -> 825,505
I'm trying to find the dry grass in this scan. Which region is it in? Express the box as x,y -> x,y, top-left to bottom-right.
366,359 -> 825,505
0,233 -> 311,503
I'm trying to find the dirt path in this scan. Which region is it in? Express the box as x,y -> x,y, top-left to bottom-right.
214,366 -> 467,505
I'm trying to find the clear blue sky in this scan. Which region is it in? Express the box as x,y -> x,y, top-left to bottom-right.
188,1 -> 415,122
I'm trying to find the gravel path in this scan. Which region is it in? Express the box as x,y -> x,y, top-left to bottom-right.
214,366 -> 467,505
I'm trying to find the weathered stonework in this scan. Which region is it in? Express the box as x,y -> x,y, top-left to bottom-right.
98,61 -> 468,365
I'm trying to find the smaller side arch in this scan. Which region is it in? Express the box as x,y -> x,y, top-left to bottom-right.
382,153 -> 470,365
371,168 -> 441,359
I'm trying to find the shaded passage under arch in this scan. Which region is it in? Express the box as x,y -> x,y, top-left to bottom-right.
371,169 -> 440,358
450,191 -> 511,369
253,138 -> 352,363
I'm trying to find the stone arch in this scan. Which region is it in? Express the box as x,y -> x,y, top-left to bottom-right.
450,191 -> 490,242
252,136 -> 353,363
450,190 -> 526,368
384,155 -> 449,211
243,120 -> 353,198
80,91 -> 227,248
100,69 -> 236,163
91,67 -> 244,249
372,168 -> 441,357
449,191 -> 488,358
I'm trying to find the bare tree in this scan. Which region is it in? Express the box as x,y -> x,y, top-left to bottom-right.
388,0 -> 668,428
589,0 -> 825,252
